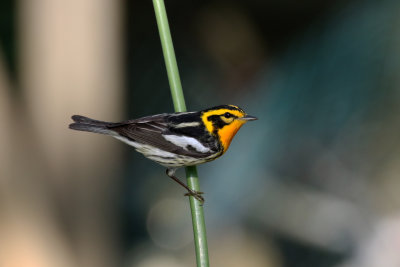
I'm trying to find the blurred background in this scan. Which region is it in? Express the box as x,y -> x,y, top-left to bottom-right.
1,0 -> 400,266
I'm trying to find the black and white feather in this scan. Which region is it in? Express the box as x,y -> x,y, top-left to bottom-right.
69,113 -> 221,167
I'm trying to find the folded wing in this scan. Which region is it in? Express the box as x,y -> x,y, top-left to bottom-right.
109,115 -> 213,157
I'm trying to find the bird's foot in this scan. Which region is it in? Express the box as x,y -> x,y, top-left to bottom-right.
184,190 -> 205,204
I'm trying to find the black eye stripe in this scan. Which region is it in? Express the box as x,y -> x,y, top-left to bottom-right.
207,115 -> 228,130
207,113 -> 237,121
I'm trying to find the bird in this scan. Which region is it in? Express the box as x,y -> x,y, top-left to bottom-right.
69,105 -> 257,203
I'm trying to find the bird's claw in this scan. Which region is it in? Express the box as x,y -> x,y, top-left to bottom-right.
184,191 -> 205,204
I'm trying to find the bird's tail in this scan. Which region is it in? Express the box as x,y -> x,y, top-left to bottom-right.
69,115 -> 116,135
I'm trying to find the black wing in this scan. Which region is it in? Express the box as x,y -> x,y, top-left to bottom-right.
108,114 -> 214,157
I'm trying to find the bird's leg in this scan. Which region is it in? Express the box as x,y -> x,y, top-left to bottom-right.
166,169 -> 204,203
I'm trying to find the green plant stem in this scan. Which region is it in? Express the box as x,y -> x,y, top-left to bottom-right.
152,1 -> 209,266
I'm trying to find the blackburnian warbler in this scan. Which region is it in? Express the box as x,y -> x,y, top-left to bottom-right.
69,105 -> 257,203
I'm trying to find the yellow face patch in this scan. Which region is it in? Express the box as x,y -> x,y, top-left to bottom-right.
220,116 -> 234,124
201,108 -> 247,152
201,108 -> 245,133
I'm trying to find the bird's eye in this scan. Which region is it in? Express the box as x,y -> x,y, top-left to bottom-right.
224,112 -> 232,118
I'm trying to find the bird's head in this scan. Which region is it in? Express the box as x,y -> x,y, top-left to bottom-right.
201,105 -> 257,152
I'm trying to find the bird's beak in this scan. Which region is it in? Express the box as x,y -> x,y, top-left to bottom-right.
239,115 -> 258,121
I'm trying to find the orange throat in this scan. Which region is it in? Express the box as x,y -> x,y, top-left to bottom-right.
218,120 -> 246,153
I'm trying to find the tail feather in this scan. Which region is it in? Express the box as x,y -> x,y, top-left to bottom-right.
69,115 -> 115,135
71,115 -> 111,125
